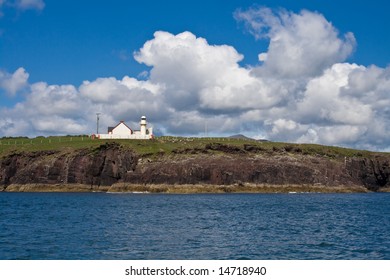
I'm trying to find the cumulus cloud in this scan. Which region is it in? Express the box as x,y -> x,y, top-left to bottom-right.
134,31 -> 290,113
135,31 -> 246,111
0,67 -> 29,95
235,6 -> 356,78
265,62 -> 390,149
80,76 -> 169,125
295,63 -> 372,126
0,82 -> 88,136
0,76 -> 168,136
1,6 -> 390,151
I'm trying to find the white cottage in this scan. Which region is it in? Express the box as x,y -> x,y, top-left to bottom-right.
108,121 -> 133,135
97,116 -> 153,140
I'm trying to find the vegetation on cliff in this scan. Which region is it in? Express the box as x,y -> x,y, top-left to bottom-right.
1,136 -> 389,193
0,135 -> 377,158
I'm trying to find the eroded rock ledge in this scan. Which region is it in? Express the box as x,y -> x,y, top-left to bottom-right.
0,142 -> 137,187
1,142 -> 390,192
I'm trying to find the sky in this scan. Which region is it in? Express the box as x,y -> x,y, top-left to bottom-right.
1,0 -> 390,151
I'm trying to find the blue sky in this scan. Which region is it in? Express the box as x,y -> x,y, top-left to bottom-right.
1,0 -> 390,151
2,1 -> 390,85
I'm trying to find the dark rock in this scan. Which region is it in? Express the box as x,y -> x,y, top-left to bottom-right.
346,156 -> 390,191
205,142 -> 244,154
124,154 -> 390,191
0,143 -> 138,187
1,142 -> 390,192
243,144 -> 264,153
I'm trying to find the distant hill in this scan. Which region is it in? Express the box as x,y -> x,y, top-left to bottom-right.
228,134 -> 254,140
228,134 -> 268,142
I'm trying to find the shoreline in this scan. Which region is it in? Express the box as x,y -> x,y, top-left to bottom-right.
2,139 -> 389,193
2,183 -> 388,194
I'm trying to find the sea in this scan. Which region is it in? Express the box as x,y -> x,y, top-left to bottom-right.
0,192 -> 389,260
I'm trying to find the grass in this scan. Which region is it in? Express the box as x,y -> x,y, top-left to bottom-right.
0,135 -> 383,159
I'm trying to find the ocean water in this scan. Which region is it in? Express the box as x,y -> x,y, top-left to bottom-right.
0,192 -> 389,260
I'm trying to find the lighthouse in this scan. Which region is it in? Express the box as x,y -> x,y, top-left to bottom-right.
97,116 -> 153,139
140,116 -> 147,135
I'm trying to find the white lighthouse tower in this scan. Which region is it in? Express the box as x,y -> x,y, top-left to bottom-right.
97,115 -> 153,140
140,116 -> 147,135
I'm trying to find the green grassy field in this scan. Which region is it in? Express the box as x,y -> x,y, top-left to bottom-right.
0,135 -> 379,159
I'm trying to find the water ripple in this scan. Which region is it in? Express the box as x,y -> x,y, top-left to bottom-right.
0,192 -> 389,259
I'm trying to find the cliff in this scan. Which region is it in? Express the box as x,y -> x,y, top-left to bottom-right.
0,142 -> 137,188
1,140 -> 390,192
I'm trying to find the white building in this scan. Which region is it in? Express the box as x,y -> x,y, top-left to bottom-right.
96,116 -> 153,140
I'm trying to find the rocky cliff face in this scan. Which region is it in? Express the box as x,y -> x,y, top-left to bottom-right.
346,156 -> 390,191
126,151 -> 390,191
0,143 -> 138,187
1,142 -> 390,191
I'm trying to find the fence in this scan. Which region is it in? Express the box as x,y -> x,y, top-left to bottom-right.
0,135 -> 259,147
0,136 -> 91,146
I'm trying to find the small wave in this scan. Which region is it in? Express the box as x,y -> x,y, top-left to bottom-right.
106,191 -> 150,194
317,242 -> 335,248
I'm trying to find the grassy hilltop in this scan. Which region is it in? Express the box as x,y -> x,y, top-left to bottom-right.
0,135 -> 379,159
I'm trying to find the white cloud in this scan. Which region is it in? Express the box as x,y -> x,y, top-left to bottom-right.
134,31 -> 247,111
26,82 -> 83,118
266,62 -> 390,149
0,67 -> 29,95
297,125 -> 368,146
235,7 -> 356,78
0,82 -> 89,135
0,117 -> 30,136
296,63 -> 372,126
79,76 -> 168,124
258,53 -> 267,62
134,31 -> 290,113
266,118 -> 308,142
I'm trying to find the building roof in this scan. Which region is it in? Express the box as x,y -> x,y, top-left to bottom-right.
109,121 -> 133,133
